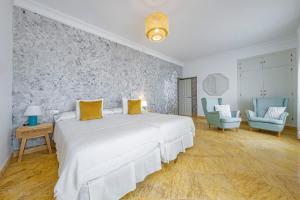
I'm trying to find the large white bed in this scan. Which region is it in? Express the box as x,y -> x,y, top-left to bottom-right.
53,112 -> 195,200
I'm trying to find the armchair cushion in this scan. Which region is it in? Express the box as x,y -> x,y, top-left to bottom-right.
220,117 -> 242,123
215,104 -> 231,118
248,116 -> 284,125
264,107 -> 286,119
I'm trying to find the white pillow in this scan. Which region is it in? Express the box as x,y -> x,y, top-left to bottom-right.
264,107 -> 286,119
214,104 -> 231,118
122,98 -> 128,114
103,109 -> 114,116
54,111 -> 76,122
76,99 -> 103,120
112,108 -> 123,114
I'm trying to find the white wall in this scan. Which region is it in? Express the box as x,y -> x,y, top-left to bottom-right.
0,0 -> 13,170
183,36 -> 298,117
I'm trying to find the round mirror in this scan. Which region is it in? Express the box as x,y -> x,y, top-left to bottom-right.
203,73 -> 229,96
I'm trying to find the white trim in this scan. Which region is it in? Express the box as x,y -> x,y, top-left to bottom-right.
13,0 -> 183,66
188,35 -> 298,64
0,153 -> 11,175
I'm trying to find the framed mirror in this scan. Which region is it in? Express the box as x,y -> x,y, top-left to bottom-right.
203,73 -> 229,96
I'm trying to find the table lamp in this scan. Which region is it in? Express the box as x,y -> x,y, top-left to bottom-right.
24,105 -> 42,126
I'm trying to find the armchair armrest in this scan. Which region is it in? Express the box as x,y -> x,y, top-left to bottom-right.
208,111 -> 221,118
245,110 -> 256,119
231,110 -> 240,118
279,112 -> 289,123
206,111 -> 221,126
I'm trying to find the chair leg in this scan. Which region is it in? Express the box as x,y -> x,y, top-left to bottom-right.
208,124 -> 210,128
174,157 -> 178,163
222,128 -> 225,132
278,132 -> 281,137
236,128 -> 239,132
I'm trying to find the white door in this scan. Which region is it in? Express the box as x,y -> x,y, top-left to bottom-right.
179,79 -> 192,116
262,50 -> 295,125
178,80 -> 185,115
184,79 -> 192,116
238,57 -> 263,119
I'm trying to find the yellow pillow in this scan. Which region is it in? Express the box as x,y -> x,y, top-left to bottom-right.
79,100 -> 103,121
128,100 -> 142,115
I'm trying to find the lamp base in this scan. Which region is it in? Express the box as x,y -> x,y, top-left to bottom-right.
28,116 -> 38,126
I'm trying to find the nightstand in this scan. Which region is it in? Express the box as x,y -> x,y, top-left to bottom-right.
16,123 -> 53,162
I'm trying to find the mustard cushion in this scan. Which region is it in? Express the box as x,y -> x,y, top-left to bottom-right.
79,100 -> 103,121
128,100 -> 142,115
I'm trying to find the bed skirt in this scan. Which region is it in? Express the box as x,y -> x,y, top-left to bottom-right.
162,132 -> 194,163
76,147 -> 161,200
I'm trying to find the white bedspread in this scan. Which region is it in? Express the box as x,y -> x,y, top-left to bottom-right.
53,113 -> 195,200
54,116 -> 161,200
128,112 -> 195,140
126,113 -> 196,161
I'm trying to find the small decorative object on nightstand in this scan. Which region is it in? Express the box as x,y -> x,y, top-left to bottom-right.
24,105 -> 42,126
16,123 -> 53,162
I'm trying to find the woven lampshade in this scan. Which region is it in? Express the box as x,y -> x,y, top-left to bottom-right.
145,12 -> 169,42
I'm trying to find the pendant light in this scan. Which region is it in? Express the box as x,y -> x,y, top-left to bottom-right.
145,12 -> 169,42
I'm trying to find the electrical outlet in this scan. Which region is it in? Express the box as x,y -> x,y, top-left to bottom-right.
48,109 -> 60,115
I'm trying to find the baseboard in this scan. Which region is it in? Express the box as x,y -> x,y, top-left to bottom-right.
0,154 -> 12,177
284,126 -> 297,131
196,115 -> 205,119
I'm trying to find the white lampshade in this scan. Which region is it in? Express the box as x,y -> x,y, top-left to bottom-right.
142,100 -> 148,107
24,105 -> 42,116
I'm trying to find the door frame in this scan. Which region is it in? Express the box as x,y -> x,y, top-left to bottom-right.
178,77 -> 197,116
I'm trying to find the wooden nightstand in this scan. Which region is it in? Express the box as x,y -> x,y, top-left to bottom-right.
16,123 -> 53,162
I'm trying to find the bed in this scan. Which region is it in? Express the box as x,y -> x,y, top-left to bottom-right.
126,112 -> 195,162
53,112 -> 195,200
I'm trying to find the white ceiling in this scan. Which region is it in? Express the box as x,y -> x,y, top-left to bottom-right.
16,0 -> 300,63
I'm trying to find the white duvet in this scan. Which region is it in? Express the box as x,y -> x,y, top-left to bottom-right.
127,113 -> 196,161
53,113 -> 195,200
127,112 -> 195,141
54,116 -> 161,200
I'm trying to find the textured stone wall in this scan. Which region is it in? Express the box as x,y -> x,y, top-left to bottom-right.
12,7 -> 182,150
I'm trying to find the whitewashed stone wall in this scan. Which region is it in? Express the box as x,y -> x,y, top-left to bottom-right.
12,7 -> 182,150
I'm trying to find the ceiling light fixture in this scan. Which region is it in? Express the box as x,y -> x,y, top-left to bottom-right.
145,12 -> 169,42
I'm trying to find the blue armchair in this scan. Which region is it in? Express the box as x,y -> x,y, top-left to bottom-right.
201,98 -> 241,131
246,97 -> 289,136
